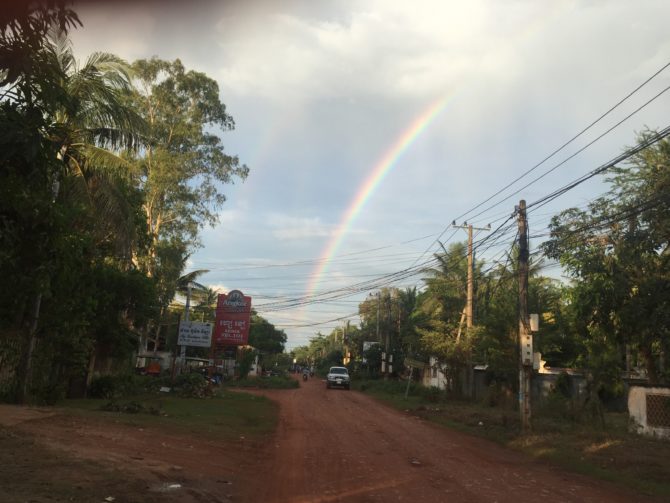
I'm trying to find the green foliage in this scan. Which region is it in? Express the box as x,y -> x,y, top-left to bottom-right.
261,353 -> 293,374
249,311 -> 287,354
0,8 -> 248,405
88,374 -> 156,399
128,57 -> 249,272
554,371 -> 572,398
171,372 -> 214,398
361,344 -> 382,377
353,379 -> 410,396
237,348 -> 257,379
421,385 -> 444,402
543,131 -> 670,385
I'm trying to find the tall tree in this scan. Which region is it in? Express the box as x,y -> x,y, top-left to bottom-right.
1,5 -> 155,403
543,131 -> 670,385
128,58 -> 249,275
417,242 -> 475,392
249,310 -> 287,355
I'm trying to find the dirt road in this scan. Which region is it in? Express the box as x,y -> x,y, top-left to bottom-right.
0,378 -> 658,502
253,376 -> 651,502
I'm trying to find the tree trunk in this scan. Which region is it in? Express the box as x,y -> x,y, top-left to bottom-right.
16,293 -> 42,404
85,349 -> 97,397
641,344 -> 659,385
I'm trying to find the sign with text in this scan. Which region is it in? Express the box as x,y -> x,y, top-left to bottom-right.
213,290 -> 252,347
178,321 -> 213,347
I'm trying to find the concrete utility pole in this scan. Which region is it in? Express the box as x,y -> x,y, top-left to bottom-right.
453,222 -> 490,397
373,291 -> 380,342
178,283 -> 192,373
516,200 -> 532,433
452,222 -> 491,328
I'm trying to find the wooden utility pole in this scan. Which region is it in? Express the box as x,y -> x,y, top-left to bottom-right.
517,200 -> 532,432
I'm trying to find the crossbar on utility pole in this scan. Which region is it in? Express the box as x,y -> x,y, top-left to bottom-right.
516,200 -> 532,433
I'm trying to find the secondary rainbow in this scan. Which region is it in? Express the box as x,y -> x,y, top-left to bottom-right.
305,93 -> 453,298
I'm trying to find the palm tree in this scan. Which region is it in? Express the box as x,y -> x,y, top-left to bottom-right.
14,30 -> 147,403
145,267 -> 210,352
47,29 -> 146,258
193,286 -> 220,322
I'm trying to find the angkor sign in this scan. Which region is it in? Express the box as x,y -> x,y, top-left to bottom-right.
213,290 -> 252,347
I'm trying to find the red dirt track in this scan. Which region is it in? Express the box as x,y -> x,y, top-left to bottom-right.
0,377 -> 658,502
253,376 -> 651,502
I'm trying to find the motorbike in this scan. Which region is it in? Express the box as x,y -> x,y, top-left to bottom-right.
302,371 -> 309,381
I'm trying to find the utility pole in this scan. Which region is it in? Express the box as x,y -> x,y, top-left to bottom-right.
453,221 -> 490,397
178,283 -> 192,374
452,221 -> 491,328
376,292 -> 380,343
517,200 -> 532,433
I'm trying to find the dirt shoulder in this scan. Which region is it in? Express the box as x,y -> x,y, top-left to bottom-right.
0,404 -> 265,502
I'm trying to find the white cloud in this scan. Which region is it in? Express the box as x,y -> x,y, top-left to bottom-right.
268,214 -> 331,240
214,0 -> 554,102
71,5 -> 156,61
207,284 -> 229,295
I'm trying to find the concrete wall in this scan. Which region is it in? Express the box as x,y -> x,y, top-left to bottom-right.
422,357 -> 448,389
628,386 -> 670,439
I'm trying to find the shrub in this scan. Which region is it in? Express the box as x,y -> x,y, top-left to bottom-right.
421,386 -> 443,403
88,374 -> 154,399
172,373 -> 214,398
89,376 -> 120,399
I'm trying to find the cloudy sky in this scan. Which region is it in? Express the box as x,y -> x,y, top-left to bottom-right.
71,0 -> 670,350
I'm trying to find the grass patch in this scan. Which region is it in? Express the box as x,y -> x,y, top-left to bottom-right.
61,391 -> 278,441
355,379 -> 670,498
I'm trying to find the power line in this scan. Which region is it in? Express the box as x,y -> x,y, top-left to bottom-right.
453,60 -> 670,224
410,61 -> 670,267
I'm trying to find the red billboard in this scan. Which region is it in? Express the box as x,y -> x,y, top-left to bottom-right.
213,290 -> 252,348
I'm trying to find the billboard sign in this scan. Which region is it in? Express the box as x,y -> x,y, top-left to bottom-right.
213,290 -> 252,347
178,321 -> 213,347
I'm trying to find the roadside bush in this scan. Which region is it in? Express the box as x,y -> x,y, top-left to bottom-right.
88,374 -> 155,399
353,379 -> 409,395
421,385 -> 444,402
89,375 -> 122,399
481,383 -> 515,409
172,373 -> 214,398
554,371 -> 572,398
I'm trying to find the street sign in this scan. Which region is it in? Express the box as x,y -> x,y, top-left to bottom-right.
178,321 -> 213,347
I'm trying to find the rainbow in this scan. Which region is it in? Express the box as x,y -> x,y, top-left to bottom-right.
305,93 -> 453,297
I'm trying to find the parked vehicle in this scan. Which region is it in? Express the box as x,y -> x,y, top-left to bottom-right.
326,366 -> 350,390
